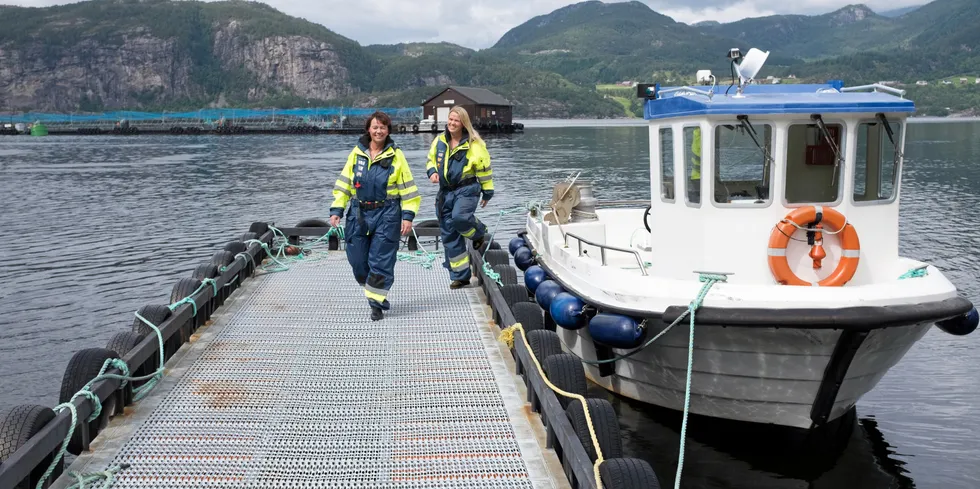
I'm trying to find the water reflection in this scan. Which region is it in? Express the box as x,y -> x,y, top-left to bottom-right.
607,385 -> 915,489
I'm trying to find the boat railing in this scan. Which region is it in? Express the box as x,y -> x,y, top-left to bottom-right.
564,232 -> 649,276
839,84 -> 907,97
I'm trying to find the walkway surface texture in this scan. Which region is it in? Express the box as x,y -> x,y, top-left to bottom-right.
58,255 -> 564,488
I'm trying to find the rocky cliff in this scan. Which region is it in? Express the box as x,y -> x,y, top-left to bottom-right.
0,0 -> 369,111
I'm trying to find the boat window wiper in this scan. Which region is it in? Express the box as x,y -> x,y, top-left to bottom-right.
876,113 -> 904,161
810,114 -> 844,185
737,115 -> 773,185
809,115 -> 843,165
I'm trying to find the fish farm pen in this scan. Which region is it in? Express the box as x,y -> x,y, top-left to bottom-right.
0,107 -> 525,136
0,220 -> 656,489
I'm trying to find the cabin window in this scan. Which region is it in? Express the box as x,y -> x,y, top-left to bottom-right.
683,126 -> 701,205
660,127 -> 674,202
784,122 -> 844,204
854,119 -> 902,203
712,122 -> 773,205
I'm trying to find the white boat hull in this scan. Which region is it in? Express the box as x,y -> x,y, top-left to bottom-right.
558,320 -> 931,429
517,208 -> 972,430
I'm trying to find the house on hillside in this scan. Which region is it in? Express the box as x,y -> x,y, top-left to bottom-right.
420,86 -> 522,133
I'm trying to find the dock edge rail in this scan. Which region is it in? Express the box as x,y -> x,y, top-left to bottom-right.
0,222 -> 290,489
469,247 -> 601,489
3,222 -> 610,489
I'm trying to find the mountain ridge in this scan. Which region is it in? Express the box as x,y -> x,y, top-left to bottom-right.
0,0 -> 976,117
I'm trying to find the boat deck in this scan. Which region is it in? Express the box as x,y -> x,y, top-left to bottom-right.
52,254 -> 568,488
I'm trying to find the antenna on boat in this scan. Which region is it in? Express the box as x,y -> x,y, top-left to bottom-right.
729,47 -> 770,98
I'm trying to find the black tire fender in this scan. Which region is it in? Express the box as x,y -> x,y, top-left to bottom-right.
512,302 -> 545,331
58,348 -> 121,454
542,353 -> 588,409
0,404 -> 63,488
566,398 -> 623,462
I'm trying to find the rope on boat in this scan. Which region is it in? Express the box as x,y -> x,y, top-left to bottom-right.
500,272 -> 727,489
898,266 -> 928,279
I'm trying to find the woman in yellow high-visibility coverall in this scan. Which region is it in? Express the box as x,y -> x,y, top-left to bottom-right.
425,106 -> 494,289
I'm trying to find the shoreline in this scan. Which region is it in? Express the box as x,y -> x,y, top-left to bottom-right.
515,116 -> 980,128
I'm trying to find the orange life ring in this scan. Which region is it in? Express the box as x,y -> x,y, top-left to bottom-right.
767,206 -> 860,286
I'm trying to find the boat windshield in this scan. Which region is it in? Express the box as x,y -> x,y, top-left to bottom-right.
713,119 -> 773,205
785,119 -> 845,204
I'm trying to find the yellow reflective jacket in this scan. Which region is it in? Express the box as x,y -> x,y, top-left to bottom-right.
426,131 -> 494,200
330,136 -> 421,221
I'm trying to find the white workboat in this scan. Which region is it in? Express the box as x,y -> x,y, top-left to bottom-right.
508,49 -> 978,430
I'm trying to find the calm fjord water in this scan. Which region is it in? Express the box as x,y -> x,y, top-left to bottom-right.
1,121 -> 978,488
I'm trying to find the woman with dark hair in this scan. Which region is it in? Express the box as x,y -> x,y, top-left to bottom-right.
329,111 -> 421,320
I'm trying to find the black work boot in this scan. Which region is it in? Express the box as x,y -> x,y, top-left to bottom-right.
370,306 -> 384,321
449,279 -> 470,289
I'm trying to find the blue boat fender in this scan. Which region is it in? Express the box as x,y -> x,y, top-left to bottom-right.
513,246 -> 535,271
589,313 -> 645,349
524,265 -> 549,293
550,292 -> 589,330
936,307 -> 979,336
509,237 -> 527,256
534,280 -> 563,310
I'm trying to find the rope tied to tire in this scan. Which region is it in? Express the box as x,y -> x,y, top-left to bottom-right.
498,321 -> 608,489
499,272 -> 728,489
35,357 -> 137,489
167,278 -> 218,317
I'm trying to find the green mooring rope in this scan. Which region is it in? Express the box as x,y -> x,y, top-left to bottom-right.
673,273 -> 727,489
899,266 -> 928,279
34,223 -> 353,488
479,204 -> 535,286
397,226 -> 443,269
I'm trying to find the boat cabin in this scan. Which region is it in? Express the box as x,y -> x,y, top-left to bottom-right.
640,82 -> 913,285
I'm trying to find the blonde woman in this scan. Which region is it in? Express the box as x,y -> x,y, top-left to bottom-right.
425,106 -> 495,289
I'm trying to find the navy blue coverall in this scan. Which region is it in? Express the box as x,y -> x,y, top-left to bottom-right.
426,131 -> 494,282
330,135 -> 421,309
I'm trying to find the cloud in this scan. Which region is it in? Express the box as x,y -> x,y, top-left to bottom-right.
1,0 -> 932,49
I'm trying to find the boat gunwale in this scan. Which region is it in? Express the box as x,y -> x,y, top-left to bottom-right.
520,230 -> 972,330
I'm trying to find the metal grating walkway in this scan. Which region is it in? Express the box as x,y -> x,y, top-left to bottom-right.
87,255 -> 542,488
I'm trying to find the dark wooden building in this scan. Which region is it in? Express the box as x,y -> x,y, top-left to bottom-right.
420,86 -> 522,133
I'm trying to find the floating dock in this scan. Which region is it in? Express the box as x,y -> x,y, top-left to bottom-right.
0,107 -> 525,137
0,222 -> 652,489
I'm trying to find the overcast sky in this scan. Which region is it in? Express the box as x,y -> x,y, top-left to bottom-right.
4,0 -> 930,49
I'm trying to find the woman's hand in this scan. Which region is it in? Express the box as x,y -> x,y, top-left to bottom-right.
429,173 -> 439,184
401,220 -> 413,236
480,200 -> 488,208
329,215 -> 341,228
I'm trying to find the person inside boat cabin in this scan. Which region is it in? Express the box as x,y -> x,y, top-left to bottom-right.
329,111 -> 422,321
688,127 -> 701,203
426,106 -> 495,289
